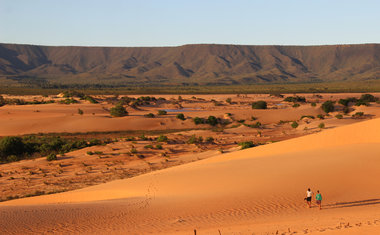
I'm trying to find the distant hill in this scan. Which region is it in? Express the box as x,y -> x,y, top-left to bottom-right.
0,43 -> 379,87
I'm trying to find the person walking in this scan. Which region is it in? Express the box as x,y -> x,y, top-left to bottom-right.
305,188 -> 313,208
316,190 -> 322,210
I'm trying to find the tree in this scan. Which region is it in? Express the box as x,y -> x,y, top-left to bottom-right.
206,116 -> 218,126
176,113 -> 185,120
291,121 -> 298,128
157,110 -> 167,115
252,101 -> 267,109
110,104 -> 128,117
321,101 -> 335,113
0,136 -> 25,160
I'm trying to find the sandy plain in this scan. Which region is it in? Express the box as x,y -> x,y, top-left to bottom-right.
0,93 -> 380,234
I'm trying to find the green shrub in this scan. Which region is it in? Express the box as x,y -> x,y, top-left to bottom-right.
338,97 -> 357,106
291,121 -> 299,128
84,95 -> 98,104
0,136 -> 25,161
7,155 -> 18,162
318,123 -> 325,129
156,135 -> 168,142
144,145 -> 153,149
157,110 -> 167,115
139,134 -> 148,141
155,144 -> 163,149
238,141 -> 255,149
59,98 -> 78,104
321,101 -> 335,113
246,121 -> 262,128
187,135 -> 203,144
301,115 -> 315,119
317,114 -> 325,119
176,113 -> 185,120
193,117 -> 205,125
144,113 -> 155,118
226,98 -> 232,104
130,148 -> 137,154
251,116 -> 257,121
284,96 -> 306,103
206,116 -> 218,126
252,101 -> 267,109
343,106 -> 350,114
335,114 -> 343,119
311,102 -> 317,107
360,94 -> 377,103
352,112 -> 364,118
110,104 -> 128,117
87,151 -> 94,155
78,108 -> 84,115
292,103 -> 300,108
46,153 -> 57,161
355,100 -> 369,106
205,137 -> 214,143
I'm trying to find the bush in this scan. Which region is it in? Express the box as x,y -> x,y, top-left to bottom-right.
156,135 -> 168,142
343,106 -> 350,114
155,144 -> 163,149
291,121 -> 298,128
130,148 -> 137,154
78,108 -> 84,115
84,95 -> 98,104
360,94 -> 377,103
144,113 -> 155,118
246,121 -> 262,128
338,97 -> 357,106
352,112 -> 364,118
46,153 -> 57,161
176,113 -> 185,120
110,104 -> 128,117
321,101 -> 335,113
0,136 -> 25,161
157,110 -> 167,115
206,116 -> 218,126
7,155 -> 18,162
311,102 -> 317,107
252,101 -> 267,109
335,114 -> 343,119
292,103 -> 300,108
284,96 -> 306,103
205,137 -> 214,143
187,135 -> 203,144
193,117 -> 205,125
301,115 -> 315,119
317,114 -> 325,119
318,123 -> 325,129
355,100 -> 369,106
144,145 -> 153,149
226,98 -> 232,104
238,141 -> 255,150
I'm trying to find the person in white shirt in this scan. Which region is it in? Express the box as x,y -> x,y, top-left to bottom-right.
305,188 -> 313,208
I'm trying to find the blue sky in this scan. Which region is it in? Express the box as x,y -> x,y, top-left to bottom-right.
0,0 -> 379,46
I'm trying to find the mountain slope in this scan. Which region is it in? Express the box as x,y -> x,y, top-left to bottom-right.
0,43 -> 379,85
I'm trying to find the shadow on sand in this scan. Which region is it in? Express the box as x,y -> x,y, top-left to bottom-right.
322,198 -> 380,210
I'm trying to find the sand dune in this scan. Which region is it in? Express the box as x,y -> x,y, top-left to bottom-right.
1,118 -> 380,234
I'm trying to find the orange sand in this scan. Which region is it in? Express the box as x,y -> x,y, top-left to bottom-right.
1,116 -> 380,234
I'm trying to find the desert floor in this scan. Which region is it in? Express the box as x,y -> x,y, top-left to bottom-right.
1,93 -> 380,234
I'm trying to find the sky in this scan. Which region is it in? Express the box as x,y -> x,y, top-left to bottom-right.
0,0 -> 379,47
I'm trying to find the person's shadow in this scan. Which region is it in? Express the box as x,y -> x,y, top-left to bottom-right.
321,198 -> 380,210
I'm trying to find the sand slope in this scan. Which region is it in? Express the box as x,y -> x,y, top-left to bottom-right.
1,118 -> 380,234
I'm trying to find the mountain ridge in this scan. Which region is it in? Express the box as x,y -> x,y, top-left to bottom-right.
0,43 -> 379,86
